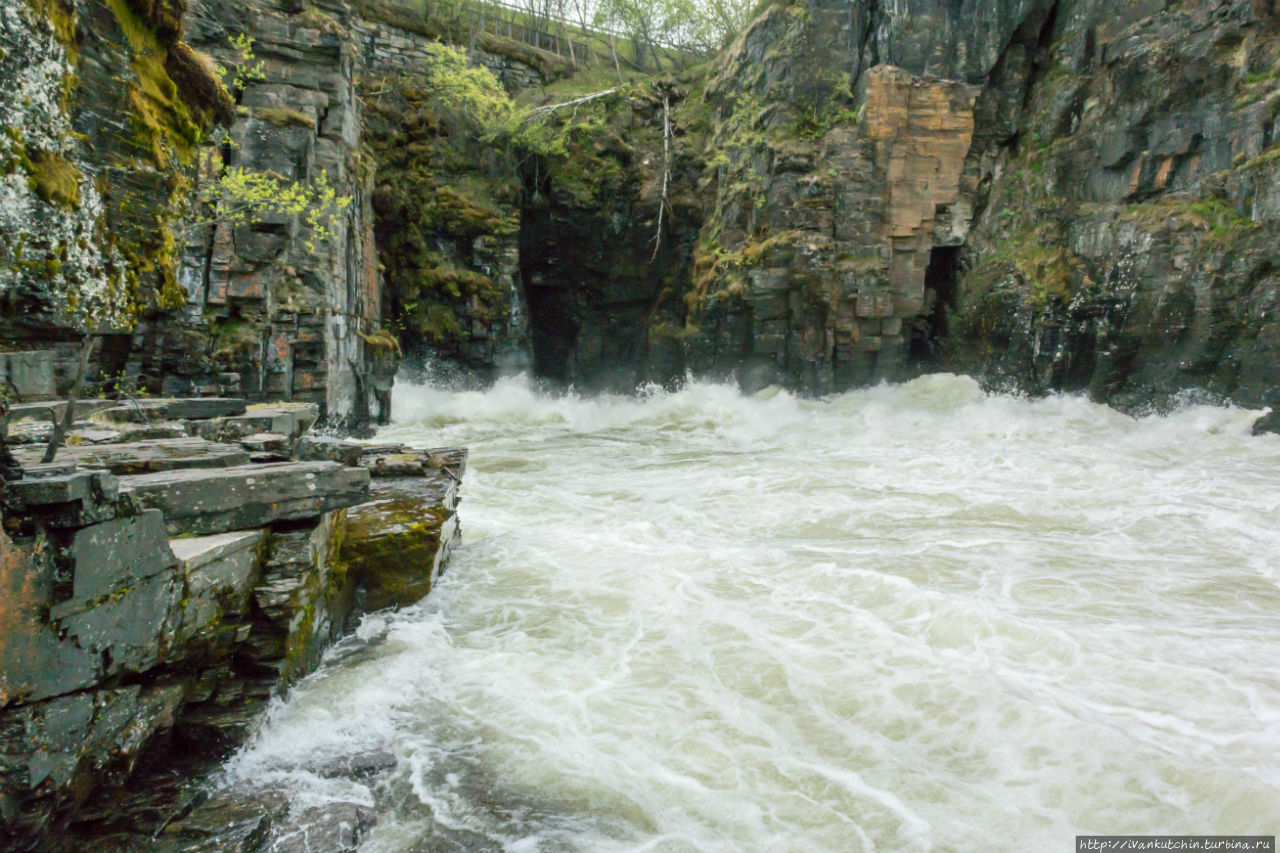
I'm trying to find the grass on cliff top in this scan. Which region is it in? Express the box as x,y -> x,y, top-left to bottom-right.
254,107 -> 317,129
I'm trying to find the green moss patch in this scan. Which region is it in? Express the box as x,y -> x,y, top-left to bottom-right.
964,225 -> 1092,309
25,148 -> 82,209
1121,196 -> 1257,243
165,42 -> 234,126
254,107 -> 317,129
107,0 -> 212,168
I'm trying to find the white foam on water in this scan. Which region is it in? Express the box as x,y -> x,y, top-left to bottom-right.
227,374 -> 1280,851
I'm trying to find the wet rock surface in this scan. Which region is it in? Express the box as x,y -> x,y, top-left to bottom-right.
120,462 -> 371,536
0,398 -> 467,850
339,464 -> 464,613
1252,409 -> 1280,436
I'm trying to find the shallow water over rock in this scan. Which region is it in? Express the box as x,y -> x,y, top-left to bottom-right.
224,374 -> 1280,852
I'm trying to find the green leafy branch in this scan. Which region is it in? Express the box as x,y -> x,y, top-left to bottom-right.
192,167 -> 352,253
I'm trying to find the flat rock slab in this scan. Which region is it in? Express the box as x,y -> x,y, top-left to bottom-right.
93,422 -> 193,443
7,469 -> 119,508
97,398 -> 248,423
239,432 -> 290,454
120,462 -> 370,535
5,470 -> 121,529
171,529 -> 266,571
195,403 -> 320,442
359,446 -> 468,483
13,438 -> 250,474
6,399 -> 114,422
41,422 -> 191,447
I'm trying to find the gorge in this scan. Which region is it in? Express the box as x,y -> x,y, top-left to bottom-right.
1,0 -> 1279,847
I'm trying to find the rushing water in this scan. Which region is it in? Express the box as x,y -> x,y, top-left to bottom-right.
227,374 -> 1280,852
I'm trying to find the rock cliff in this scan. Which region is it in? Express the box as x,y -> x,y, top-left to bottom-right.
3,0 -> 1279,845
951,0 -> 1280,410
656,0 -> 1280,407
1,0 -> 553,421
5,0 -> 1277,409
0,400 -> 465,849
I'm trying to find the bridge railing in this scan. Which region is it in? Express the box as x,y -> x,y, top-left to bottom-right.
365,0 -> 697,72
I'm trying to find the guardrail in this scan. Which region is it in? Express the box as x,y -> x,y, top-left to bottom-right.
370,0 -> 696,71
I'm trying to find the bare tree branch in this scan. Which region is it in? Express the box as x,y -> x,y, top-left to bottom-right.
651,93 -> 671,262
526,88 -> 618,118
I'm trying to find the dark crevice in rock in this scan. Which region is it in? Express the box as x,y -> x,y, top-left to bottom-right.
850,0 -> 880,92
910,244 -> 960,366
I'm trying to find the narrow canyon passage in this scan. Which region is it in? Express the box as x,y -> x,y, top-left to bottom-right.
225,375 -> 1280,852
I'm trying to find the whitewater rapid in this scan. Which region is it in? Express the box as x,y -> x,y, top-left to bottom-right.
226,374 -> 1280,852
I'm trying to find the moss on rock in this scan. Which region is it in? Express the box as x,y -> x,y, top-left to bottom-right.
25,147 -> 81,208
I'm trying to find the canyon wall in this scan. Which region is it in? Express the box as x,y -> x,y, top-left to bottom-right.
950,0 -> 1280,410
1,0 -> 552,421
496,0 -> 1280,411
5,0 -> 1278,410
650,0 -> 1280,407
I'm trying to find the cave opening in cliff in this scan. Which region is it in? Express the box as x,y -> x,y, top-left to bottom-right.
518,203 -> 578,385
910,244 -> 960,364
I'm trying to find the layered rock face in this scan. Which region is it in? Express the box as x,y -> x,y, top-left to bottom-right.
7,0 -> 1277,409
0,399 -> 465,849
171,0 -> 386,423
659,0 -> 1280,405
1,0 -> 229,395
656,0 -> 1054,390
2,0 -> 553,423
951,0 -> 1280,410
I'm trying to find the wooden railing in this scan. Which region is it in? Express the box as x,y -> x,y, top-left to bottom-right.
371,0 -> 696,71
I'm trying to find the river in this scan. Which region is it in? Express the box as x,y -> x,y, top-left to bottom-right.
224,374 -> 1280,852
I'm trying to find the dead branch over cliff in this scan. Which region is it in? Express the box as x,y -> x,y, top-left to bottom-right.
525,88 -> 618,118
650,93 -> 671,262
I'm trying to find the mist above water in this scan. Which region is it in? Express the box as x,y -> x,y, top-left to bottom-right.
227,374 -> 1280,852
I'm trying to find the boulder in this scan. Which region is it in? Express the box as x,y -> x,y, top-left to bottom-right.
119,462 -> 370,535
152,786 -> 289,853
306,749 -> 398,780
338,476 -> 460,613
269,801 -> 375,853
295,435 -> 364,467
1251,409 -> 1280,436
